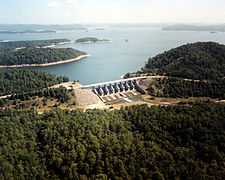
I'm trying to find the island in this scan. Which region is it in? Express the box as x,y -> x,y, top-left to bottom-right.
0,39 -> 89,67
95,28 -> 105,30
76,37 -> 112,43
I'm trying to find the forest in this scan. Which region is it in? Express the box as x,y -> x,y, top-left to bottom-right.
148,77 -> 225,99
144,42 -> 225,80
0,86 -> 75,109
0,39 -> 70,52
0,48 -> 86,65
0,40 -> 224,179
8,86 -> 73,103
0,103 -> 224,179
76,37 -> 110,43
0,68 -> 69,96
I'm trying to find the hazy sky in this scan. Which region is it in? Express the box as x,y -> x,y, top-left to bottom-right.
0,0 -> 225,24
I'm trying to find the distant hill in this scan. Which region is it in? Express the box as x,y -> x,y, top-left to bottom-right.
144,42 -> 225,80
0,24 -> 87,31
162,24 -> 225,32
0,30 -> 56,34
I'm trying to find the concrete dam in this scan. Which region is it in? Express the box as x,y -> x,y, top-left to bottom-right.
80,77 -> 146,102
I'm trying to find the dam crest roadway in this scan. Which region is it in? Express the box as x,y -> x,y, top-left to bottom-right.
50,76 -> 165,104
79,77 -> 147,102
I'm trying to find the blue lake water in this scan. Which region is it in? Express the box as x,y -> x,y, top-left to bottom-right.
1,26 -> 225,85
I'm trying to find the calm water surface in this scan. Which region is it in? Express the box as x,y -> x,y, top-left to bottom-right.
1,26 -> 225,85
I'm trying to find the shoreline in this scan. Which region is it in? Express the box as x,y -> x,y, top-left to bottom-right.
0,54 -> 90,68
37,41 -> 73,48
14,41 -> 73,51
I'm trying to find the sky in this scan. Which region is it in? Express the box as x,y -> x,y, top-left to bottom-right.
0,0 -> 225,24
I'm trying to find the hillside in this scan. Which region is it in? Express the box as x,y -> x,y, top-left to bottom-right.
0,104 -> 224,179
0,68 -> 69,96
148,77 -> 225,99
144,42 -> 225,80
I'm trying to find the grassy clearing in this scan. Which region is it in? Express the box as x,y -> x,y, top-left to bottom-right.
141,94 -> 217,104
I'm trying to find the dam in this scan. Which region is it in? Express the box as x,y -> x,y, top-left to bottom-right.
79,77 -> 147,102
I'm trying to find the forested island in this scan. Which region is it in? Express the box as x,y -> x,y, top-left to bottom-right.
0,39 -> 88,67
76,37 -> 111,43
95,28 -> 105,30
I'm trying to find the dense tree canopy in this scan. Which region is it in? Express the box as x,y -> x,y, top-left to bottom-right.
0,39 -> 70,53
0,39 -> 87,66
148,77 -> 225,99
144,42 -> 225,80
0,68 -> 69,96
0,48 -> 86,66
0,103 -> 224,179
76,37 -> 110,43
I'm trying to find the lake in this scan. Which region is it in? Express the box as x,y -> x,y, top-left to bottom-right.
1,25 -> 225,85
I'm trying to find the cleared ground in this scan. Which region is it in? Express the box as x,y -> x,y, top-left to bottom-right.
75,89 -> 105,109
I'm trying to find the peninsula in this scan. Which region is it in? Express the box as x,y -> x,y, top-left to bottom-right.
0,39 -> 88,67
0,48 -> 88,67
76,37 -> 112,43
0,39 -> 72,52
0,54 -> 90,68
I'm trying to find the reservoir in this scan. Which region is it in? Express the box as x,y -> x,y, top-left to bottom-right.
1,25 -> 225,85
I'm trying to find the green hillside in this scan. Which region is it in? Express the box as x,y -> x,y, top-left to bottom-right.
0,104 -> 224,179
145,42 -> 225,80
148,77 -> 225,99
0,68 -> 69,96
